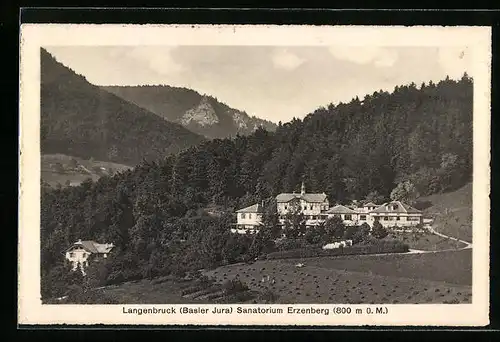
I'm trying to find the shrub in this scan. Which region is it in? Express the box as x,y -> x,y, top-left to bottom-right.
222,279 -> 249,295
265,240 -> 409,260
371,220 -> 389,239
276,238 -> 308,251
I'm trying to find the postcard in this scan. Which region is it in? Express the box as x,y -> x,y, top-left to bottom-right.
18,24 -> 491,326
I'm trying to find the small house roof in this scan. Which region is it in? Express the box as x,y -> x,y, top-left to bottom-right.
371,201 -> 421,214
326,204 -> 357,214
276,193 -> 328,203
236,203 -> 264,213
363,202 -> 378,207
66,240 -> 114,254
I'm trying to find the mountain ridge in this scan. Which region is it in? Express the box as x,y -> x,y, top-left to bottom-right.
41,48 -> 206,166
102,85 -> 277,139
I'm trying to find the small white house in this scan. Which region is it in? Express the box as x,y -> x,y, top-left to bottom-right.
64,239 -> 114,275
232,202 -> 264,234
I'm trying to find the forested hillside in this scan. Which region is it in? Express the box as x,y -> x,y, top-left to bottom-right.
41,74 -> 473,299
40,48 -> 206,165
103,85 -> 277,139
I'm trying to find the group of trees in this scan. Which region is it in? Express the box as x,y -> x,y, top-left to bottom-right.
40,74 -> 473,300
296,216 -> 385,246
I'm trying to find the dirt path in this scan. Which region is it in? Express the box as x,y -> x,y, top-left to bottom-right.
426,225 -> 472,248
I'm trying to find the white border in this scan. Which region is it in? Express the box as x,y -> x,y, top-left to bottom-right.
18,24 -> 491,326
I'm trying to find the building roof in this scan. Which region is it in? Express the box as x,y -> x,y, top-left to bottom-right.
236,203 -> 264,213
399,202 -> 422,214
67,240 -> 114,254
276,193 -> 328,203
363,202 -> 378,207
371,201 -> 421,214
326,204 -> 357,214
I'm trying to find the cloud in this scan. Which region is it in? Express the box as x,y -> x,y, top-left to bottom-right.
271,49 -> 305,70
328,46 -> 398,68
437,46 -> 472,79
125,46 -> 186,75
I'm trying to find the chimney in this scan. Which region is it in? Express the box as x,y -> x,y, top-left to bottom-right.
301,181 -> 306,195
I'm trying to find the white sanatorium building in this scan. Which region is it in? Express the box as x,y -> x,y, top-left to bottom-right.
232,182 -> 423,234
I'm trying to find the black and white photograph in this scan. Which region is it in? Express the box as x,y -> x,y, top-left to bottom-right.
19,24 -> 491,326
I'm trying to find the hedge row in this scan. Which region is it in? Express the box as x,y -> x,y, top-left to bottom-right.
265,240 -> 409,260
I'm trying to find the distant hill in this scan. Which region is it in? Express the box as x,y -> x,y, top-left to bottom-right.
40,48 -> 206,165
102,85 -> 277,139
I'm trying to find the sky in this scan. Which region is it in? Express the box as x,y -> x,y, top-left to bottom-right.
45,45 -> 472,123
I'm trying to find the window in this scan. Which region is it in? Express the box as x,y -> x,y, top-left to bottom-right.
69,252 -> 74,258
284,205 -> 287,210
248,213 -> 252,219
241,213 -> 246,219
334,214 -> 341,218
344,214 -> 352,220
310,205 -> 313,210
383,216 -> 389,221
360,215 -> 366,221
303,206 -> 307,210
393,205 -> 398,210
396,216 -> 400,221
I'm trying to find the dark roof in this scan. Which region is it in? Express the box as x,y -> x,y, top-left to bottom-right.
371,201 -> 421,214
236,203 -> 264,213
67,240 -> 114,254
399,202 -> 422,214
326,205 -> 357,214
276,193 -> 328,203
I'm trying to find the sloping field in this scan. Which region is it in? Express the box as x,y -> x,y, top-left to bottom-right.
387,232 -> 467,251
282,249 -> 472,286
418,183 -> 472,242
79,249 -> 472,304
88,276 -> 259,304
41,154 -> 132,187
90,278 -> 205,304
204,255 -> 471,304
